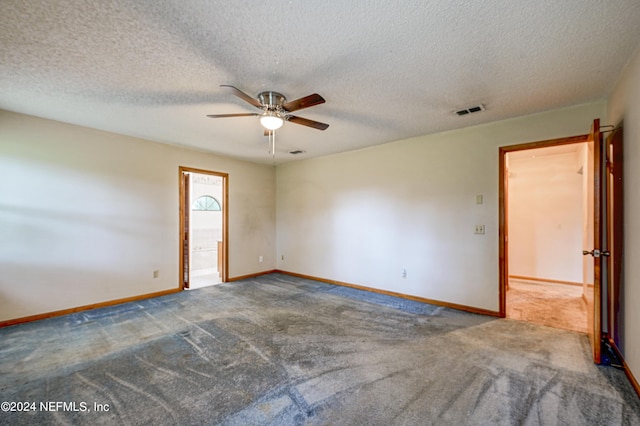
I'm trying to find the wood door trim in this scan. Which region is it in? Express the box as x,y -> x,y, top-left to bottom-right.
498,134 -> 589,319
179,166 -> 229,288
180,170 -> 190,288
591,119 -> 603,364
499,147 -> 507,316
499,134 -> 589,153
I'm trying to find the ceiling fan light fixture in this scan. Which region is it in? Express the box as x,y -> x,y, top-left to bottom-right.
260,111 -> 284,130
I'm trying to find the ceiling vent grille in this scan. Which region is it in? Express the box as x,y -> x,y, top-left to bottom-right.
455,104 -> 485,116
289,150 -> 306,155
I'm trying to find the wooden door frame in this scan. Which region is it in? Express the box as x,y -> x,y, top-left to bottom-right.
498,134 -> 589,317
179,166 -> 229,289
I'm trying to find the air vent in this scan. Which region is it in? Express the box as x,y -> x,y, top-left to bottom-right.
289,150 -> 306,155
455,104 -> 485,116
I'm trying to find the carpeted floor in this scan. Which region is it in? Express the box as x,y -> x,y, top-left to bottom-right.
506,280 -> 588,333
1,273 -> 639,425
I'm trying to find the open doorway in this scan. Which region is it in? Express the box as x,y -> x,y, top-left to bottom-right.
502,137 -> 591,333
179,167 -> 228,289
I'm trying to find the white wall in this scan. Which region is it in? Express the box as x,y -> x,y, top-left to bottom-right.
0,110 -> 276,322
508,150 -> 584,282
277,102 -> 605,312
607,43 -> 640,386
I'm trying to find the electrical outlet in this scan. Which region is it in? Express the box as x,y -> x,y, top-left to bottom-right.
259,255 -> 263,263
153,270 -> 160,278
476,194 -> 483,205
281,255 -> 284,261
474,225 -> 485,234
402,268 -> 407,278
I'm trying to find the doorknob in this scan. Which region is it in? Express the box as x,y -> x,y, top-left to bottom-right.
582,249 -> 610,258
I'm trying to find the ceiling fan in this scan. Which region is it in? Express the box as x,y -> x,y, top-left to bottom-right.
207,85 -> 329,132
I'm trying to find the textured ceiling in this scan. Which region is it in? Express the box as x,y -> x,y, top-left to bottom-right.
1,1 -> 639,164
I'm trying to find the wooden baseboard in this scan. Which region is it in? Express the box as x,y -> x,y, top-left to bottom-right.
227,269 -> 277,282
0,287 -> 183,328
607,337 -> 640,398
509,275 -> 583,287
0,270 -> 282,327
275,270 -> 500,317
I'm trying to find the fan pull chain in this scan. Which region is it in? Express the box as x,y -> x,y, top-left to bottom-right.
270,130 -> 276,161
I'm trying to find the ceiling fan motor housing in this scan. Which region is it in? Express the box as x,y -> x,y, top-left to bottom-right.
258,91 -> 286,110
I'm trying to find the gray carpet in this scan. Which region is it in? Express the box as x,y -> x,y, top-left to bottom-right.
1,273 -> 639,425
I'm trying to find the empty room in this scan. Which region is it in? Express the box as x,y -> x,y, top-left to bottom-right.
1,1 -> 640,424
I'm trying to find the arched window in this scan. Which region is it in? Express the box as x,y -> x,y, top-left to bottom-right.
192,195 -> 221,211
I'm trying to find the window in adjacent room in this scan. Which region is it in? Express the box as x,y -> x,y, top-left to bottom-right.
192,195 -> 221,211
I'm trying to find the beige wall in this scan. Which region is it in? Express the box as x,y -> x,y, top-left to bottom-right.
276,102 -> 605,312
607,43 -> 640,387
0,110 -> 276,322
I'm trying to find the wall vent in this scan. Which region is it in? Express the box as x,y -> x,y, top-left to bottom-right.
455,104 -> 485,116
289,150 -> 306,155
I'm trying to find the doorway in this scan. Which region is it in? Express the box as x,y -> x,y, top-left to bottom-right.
499,135 -> 591,334
500,121 -> 621,365
179,167 -> 228,289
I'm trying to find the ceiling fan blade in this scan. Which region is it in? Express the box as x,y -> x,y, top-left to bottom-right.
282,93 -> 325,112
286,115 -> 329,130
220,85 -> 263,109
206,113 -> 260,118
